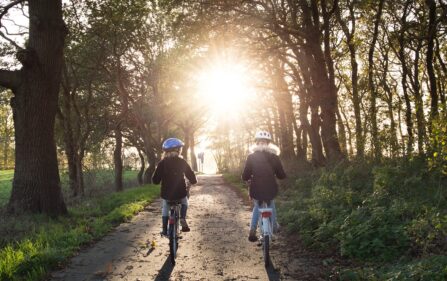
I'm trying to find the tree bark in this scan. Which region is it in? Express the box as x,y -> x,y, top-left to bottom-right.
301,0 -> 343,162
397,1 -> 414,155
426,0 -> 438,120
114,128 -> 123,191
335,1 -> 364,158
412,44 -> 426,155
368,0 -> 385,160
6,0 -> 68,215
190,131 -> 198,171
137,149 -> 145,185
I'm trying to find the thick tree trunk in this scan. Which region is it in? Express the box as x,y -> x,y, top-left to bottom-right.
6,0 -> 67,215
114,128 -> 123,191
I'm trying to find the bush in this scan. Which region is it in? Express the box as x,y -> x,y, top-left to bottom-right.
278,158 -> 447,277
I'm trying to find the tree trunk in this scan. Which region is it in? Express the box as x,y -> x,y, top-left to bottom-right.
5,0 -> 68,215
66,147 -> 78,196
182,127 -> 190,161
397,2 -> 414,155
75,155 -> 84,196
368,0 -> 385,160
114,128 -> 123,191
412,44 -> 426,155
309,104 -> 325,166
273,62 -> 296,160
190,131 -> 198,171
426,0 -> 438,120
143,147 -> 157,184
336,107 -> 348,156
3,114 -> 10,168
137,149 -> 145,185
335,1 -> 363,158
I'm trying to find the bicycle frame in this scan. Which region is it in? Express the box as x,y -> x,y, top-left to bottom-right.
258,204 -> 273,239
258,201 -> 273,267
167,201 -> 181,265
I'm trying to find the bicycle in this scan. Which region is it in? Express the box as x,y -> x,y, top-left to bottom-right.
167,200 -> 181,265
257,200 -> 273,267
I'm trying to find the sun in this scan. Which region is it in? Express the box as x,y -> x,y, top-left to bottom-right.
197,60 -> 255,119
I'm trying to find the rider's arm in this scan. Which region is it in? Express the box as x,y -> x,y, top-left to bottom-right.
184,161 -> 197,185
152,160 -> 163,184
241,155 -> 252,182
274,156 -> 287,179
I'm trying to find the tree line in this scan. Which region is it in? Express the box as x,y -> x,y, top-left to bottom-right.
0,0 -> 445,215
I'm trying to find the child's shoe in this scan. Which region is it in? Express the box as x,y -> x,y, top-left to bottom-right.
248,229 -> 257,242
161,216 -> 168,236
180,218 -> 190,232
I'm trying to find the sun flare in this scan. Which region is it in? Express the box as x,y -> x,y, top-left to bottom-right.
197,61 -> 255,118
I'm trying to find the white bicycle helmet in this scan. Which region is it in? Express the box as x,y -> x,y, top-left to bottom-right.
255,130 -> 272,141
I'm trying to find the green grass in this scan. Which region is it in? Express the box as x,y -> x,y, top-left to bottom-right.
0,169 -> 13,206
0,184 -> 159,281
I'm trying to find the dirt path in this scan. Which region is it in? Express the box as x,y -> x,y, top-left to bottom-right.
50,175 -> 328,281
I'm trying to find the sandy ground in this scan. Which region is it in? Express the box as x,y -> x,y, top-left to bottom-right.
49,175 -> 329,281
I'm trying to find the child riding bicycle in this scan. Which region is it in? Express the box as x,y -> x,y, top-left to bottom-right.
152,138 -> 197,235
242,130 -> 286,242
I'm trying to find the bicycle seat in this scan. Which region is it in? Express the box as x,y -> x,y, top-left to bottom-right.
258,200 -> 271,206
167,200 -> 182,205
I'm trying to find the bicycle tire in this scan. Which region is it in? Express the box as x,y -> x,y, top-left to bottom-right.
263,234 -> 269,267
169,223 -> 177,265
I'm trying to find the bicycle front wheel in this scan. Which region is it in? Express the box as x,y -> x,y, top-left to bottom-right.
263,235 -> 270,267
169,224 -> 177,265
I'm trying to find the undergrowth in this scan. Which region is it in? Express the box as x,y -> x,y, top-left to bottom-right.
277,157 -> 447,280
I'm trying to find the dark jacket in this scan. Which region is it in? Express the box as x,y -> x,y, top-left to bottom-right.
152,156 -> 197,200
242,147 -> 286,201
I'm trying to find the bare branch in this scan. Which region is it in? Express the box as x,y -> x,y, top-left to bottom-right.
2,25 -> 27,36
0,0 -> 24,21
0,29 -> 23,49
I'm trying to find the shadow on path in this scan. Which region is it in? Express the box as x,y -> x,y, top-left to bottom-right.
154,256 -> 174,281
266,257 -> 281,281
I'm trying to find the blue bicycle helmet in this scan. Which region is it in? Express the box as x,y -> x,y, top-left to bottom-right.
162,138 -> 184,151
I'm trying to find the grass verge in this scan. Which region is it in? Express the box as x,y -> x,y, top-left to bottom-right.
0,184 -> 159,281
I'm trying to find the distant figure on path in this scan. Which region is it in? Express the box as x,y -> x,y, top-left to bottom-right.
198,151 -> 205,172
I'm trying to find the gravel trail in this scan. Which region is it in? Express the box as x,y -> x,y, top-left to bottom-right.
50,175 -> 328,281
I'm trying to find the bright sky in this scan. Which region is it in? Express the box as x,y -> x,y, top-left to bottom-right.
193,52 -> 262,173
196,56 -> 258,121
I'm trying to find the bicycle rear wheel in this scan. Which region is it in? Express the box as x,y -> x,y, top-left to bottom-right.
169,223 -> 177,265
263,234 -> 270,267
